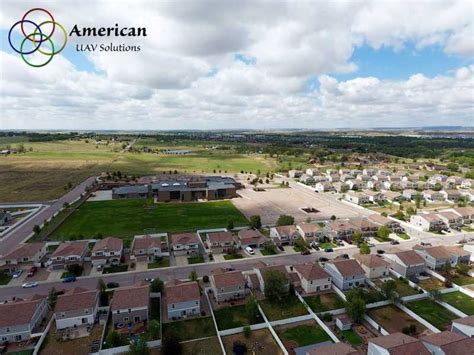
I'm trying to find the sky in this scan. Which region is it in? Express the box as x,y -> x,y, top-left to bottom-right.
0,0 -> 473,130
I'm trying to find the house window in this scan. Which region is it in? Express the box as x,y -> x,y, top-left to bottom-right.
128,308 -> 131,313
124,317 -> 129,322
117,310 -> 120,314
84,309 -> 89,314
195,301 -> 198,305
171,304 -> 175,308
6,328 -> 10,333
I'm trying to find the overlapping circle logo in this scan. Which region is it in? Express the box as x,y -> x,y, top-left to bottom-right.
8,8 -> 67,68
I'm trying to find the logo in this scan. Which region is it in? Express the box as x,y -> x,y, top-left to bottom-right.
8,8 -> 67,67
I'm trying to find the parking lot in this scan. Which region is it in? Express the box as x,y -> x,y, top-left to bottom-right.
232,185 -> 364,225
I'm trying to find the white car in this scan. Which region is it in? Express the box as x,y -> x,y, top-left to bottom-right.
22,282 -> 38,288
12,270 -> 23,278
245,246 -> 255,255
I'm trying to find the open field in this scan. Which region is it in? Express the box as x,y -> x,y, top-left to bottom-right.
275,321 -> 332,348
222,328 -> 283,355
0,138 -> 276,202
367,305 -> 430,337
304,293 -> 346,313
405,299 -> 458,330
162,317 -> 216,341
441,291 -> 474,315
50,199 -> 248,240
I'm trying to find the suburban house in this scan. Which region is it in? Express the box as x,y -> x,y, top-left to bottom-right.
306,168 -> 320,176
0,242 -> 47,272
453,207 -> 474,223
54,287 -> 99,330
292,263 -> 331,294
288,170 -> 302,178
296,223 -> 324,243
437,211 -> 464,229
345,191 -> 370,205
165,280 -> 200,319
421,331 -> 474,354
170,233 -> 201,256
368,333 -> 429,355
91,237 -> 123,266
48,240 -> 89,270
300,174 -> 315,185
237,229 -> 266,248
368,214 -> 404,233
111,285 -> 150,327
382,191 -> 403,202
315,182 -> 335,193
327,220 -> 356,243
443,189 -> 462,202
112,185 -> 149,199
402,189 -> 418,200
270,225 -> 299,246
365,191 -> 385,203
414,245 -> 470,270
451,316 -> 474,337
410,213 -> 448,232
323,259 -> 366,290
206,231 -> 235,253
422,190 -> 446,202
346,180 -> 362,190
385,250 -> 425,278
308,342 -> 357,355
350,217 -> 379,238
131,234 -> 169,261
254,264 -> 290,294
366,181 -> 382,190
354,254 -> 390,279
210,268 -> 247,303
459,189 -> 474,202
0,295 -> 48,344
0,210 -> 12,226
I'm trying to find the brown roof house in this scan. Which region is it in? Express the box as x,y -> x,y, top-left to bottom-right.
165,280 -> 200,320
368,214 -> 404,234
410,213 -> 449,232
270,225 -> 300,246
437,211 -> 464,229
0,296 -> 48,344
296,223 -> 324,243
47,240 -> 89,270
206,231 -> 235,253
237,229 -> 266,248
323,259 -> 366,290
111,285 -> 150,327
91,237 -> 123,266
0,242 -> 47,272
421,331 -> 474,354
131,234 -> 169,262
171,233 -> 201,256
355,254 -> 390,279
368,332 -> 429,354
54,287 -> 99,330
210,268 -> 248,303
306,342 -> 357,354
384,250 -> 425,279
350,217 -> 379,238
254,264 -> 290,294
414,245 -> 470,270
453,207 -> 474,223
326,220 -> 356,243
451,315 -> 474,337
293,263 -> 331,294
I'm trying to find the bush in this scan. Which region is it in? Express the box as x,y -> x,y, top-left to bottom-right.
243,326 -> 252,338
321,313 -> 333,322
203,275 -> 209,283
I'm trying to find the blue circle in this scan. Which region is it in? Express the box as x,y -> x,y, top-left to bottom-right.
8,20 -> 44,55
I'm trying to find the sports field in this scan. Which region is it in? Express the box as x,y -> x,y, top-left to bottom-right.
51,199 -> 248,240
0,137 -> 277,202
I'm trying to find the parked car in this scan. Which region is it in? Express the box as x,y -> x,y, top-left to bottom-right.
225,267 -> 235,272
420,242 -> 432,246
390,240 -> 400,245
245,246 -> 255,256
22,282 -> 38,288
144,277 -> 154,283
63,276 -> 77,283
376,249 -> 385,255
97,265 -> 104,271
277,245 -> 284,251
367,243 -> 375,248
12,270 -> 23,279
54,289 -> 66,296
301,249 -> 311,255
310,241 -> 320,248
312,245 -> 320,251
324,248 -> 334,253
27,267 -> 37,277
319,257 -> 329,262
107,282 -> 120,289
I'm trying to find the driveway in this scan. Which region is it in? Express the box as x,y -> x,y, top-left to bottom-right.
135,262 -> 149,272
175,255 -> 189,266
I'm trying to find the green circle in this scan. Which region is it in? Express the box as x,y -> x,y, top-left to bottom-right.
20,34 -> 55,68
32,21 -> 68,56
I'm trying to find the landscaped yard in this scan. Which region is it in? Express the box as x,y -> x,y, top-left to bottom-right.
51,199 -> 248,240
367,305 -> 428,336
418,277 -> 446,291
162,317 -> 216,341
260,296 -> 308,321
441,291 -> 474,315
341,330 -> 363,346
397,232 -> 410,240
320,242 -> 337,249
179,337 -> 223,355
375,278 -> 418,297
0,272 -> 12,285
405,299 -> 458,330
451,274 -> 474,286
304,293 -> 345,313
213,304 -> 263,330
276,322 -> 332,347
103,264 -> 128,274
223,253 -> 243,260
188,255 -> 205,264
148,258 -> 170,269
222,328 -> 283,355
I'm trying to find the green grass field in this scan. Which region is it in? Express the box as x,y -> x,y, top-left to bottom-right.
51,199 -> 248,240
214,304 -> 263,330
441,291 -> 474,315
276,323 -> 331,347
162,317 -> 216,341
406,299 -> 458,330
260,296 -> 308,321
304,293 -> 346,313
341,330 -> 363,346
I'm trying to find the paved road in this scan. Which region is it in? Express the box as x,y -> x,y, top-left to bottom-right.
0,176 -> 96,256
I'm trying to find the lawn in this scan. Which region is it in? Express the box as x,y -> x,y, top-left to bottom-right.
0,272 -> 12,285
418,277 -> 446,291
304,293 -> 345,313
375,278 -> 418,297
276,323 -> 331,347
405,299 -> 458,330
223,253 -> 243,260
51,199 -> 248,240
103,264 -> 128,274
148,258 -> 170,269
320,242 -> 337,249
368,305 -> 428,336
397,232 -> 410,240
213,304 -> 263,330
188,256 -> 205,264
222,328 -> 283,355
162,317 -> 216,341
341,330 -> 362,346
260,296 -> 308,321
179,337 -> 223,355
441,291 -> 474,315
451,274 -> 474,286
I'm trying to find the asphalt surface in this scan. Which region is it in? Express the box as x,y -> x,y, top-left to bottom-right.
0,176 -> 96,256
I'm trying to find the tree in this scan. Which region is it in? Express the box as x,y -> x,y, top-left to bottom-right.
128,336 -> 149,355
250,215 -> 262,229
359,243 -> 370,255
48,287 -> 58,310
97,278 -> 106,292
377,225 -> 390,240
443,261 -> 452,275
380,280 -> 397,301
227,220 -> 234,231
264,270 -> 288,303
202,275 -> 209,283
415,193 -> 422,208
345,291 -> 366,323
106,330 -> 122,347
245,295 -> 260,321
147,319 -> 160,340
150,278 -> 164,293
33,225 -> 41,234
330,215 -> 337,221
276,214 -> 295,226
352,230 -> 363,246
189,270 -> 198,282
456,263 -> 469,275
162,331 -> 182,355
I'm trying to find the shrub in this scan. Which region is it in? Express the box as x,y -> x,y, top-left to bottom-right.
203,275 -> 209,283
243,326 -> 252,338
